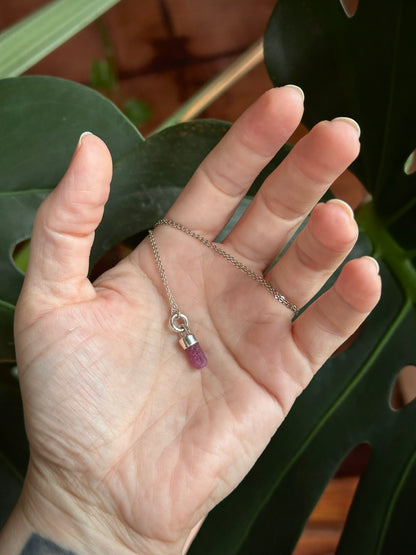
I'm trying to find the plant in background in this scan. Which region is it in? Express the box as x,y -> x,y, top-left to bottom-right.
0,0 -> 415,553
0,0 -> 122,77
190,1 -> 416,553
90,19 -> 153,128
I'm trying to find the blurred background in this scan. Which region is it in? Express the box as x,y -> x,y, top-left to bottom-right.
0,0 -> 276,135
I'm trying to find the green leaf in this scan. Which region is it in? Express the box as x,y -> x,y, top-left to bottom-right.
0,451 -> 23,528
0,303 -> 15,363
123,98 -> 153,127
0,378 -> 28,478
0,0 -> 123,78
0,363 -> 26,523
0,75 -> 231,348
90,59 -> 118,93
12,240 -> 30,274
264,0 -> 416,250
0,75 -> 137,306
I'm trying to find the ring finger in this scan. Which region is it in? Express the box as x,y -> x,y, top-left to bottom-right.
267,199 -> 359,310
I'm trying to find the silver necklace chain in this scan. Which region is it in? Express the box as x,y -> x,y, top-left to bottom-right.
148,227 -> 180,316
148,218 -> 298,315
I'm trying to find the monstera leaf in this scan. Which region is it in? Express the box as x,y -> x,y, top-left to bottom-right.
0,75 -> 232,509
189,0 -> 416,553
264,0 -> 416,251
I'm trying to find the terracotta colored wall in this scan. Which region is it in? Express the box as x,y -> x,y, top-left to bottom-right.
1,0 -> 276,135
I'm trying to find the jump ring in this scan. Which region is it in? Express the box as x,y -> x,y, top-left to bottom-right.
170,312 -> 189,333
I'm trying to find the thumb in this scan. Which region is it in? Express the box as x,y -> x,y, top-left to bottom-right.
22,132 -> 112,307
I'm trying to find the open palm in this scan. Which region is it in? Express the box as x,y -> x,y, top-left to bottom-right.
14,87 -> 380,554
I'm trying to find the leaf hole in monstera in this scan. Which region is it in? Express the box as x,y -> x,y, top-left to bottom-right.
339,0 -> 359,18
296,442 -> 371,553
11,238 -> 31,274
403,149 -> 416,175
390,365 -> 416,410
336,441 -> 372,478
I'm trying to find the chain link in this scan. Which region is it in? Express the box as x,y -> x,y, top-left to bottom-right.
150,218 -> 298,315
148,228 -> 180,316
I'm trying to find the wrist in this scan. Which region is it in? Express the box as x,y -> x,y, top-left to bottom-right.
0,459 -> 185,555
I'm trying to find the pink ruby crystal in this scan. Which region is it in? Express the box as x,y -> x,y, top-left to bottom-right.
185,342 -> 207,369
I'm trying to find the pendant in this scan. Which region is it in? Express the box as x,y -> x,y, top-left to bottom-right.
179,333 -> 208,369
170,313 -> 207,369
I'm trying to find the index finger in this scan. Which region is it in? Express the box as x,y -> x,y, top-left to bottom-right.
166,86 -> 305,239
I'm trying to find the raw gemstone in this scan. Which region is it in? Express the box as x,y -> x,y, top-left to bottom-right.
185,342 -> 207,369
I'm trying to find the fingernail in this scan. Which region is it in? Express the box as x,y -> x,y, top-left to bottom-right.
285,84 -> 305,102
332,117 -> 361,137
77,131 -> 93,148
362,256 -> 380,274
326,198 -> 355,219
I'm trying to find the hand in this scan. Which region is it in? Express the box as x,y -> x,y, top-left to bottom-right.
3,87 -> 381,554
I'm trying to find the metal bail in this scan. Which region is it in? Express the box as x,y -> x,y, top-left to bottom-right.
170,312 -> 189,333
179,334 -> 198,350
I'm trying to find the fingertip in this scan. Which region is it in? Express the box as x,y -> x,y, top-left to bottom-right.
71,132 -> 113,196
303,119 -> 361,179
242,86 -> 304,151
267,85 -> 305,119
328,117 -> 361,159
284,84 -> 305,102
309,200 -> 358,251
77,131 -> 94,148
76,131 -> 112,161
336,257 -> 382,312
361,255 -> 380,275
332,117 -> 361,138
326,198 -> 355,220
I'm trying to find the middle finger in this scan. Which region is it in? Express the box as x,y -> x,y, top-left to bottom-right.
223,117 -> 361,269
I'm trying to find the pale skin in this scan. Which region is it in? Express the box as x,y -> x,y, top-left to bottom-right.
0,86 -> 381,554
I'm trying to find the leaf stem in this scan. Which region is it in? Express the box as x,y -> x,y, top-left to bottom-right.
385,194 -> 416,228
152,38 -> 264,134
0,300 -> 16,312
356,201 -> 416,304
